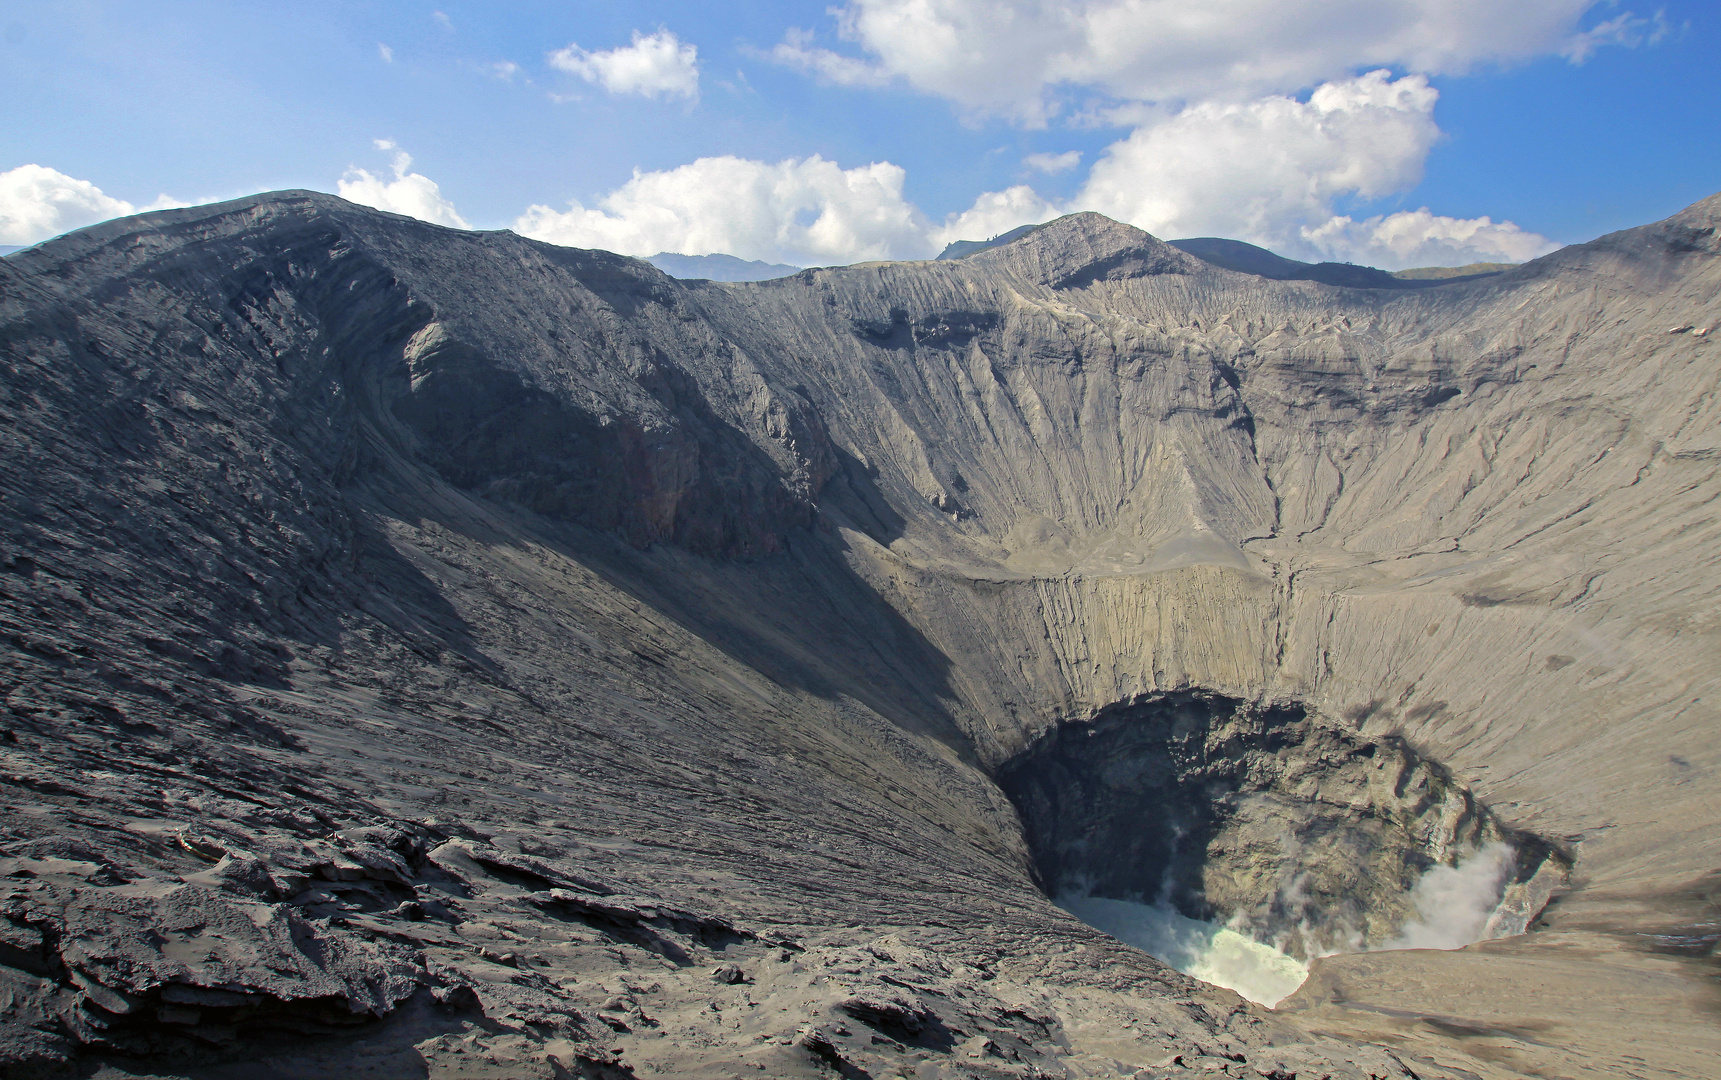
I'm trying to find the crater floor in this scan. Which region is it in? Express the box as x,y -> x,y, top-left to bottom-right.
0,192 -> 1717,1079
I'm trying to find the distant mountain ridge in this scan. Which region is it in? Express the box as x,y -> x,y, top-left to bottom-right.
646,251 -> 802,281
937,226 -> 1515,288
935,222 -> 1046,261
1164,237 -> 1513,288
1393,261 -> 1520,279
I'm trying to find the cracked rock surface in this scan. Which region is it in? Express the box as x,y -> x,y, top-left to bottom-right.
0,191 -> 1717,1078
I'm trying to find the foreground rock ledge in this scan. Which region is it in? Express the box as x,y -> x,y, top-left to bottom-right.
0,191 -> 1717,1079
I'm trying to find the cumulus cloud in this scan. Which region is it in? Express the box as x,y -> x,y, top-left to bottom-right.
750,3 -> 1615,266
506,86 -> 1552,272
549,30 -> 699,101
926,72 -> 1556,268
741,0 -> 1673,273
1302,209 -> 1559,268
515,155 -> 931,266
337,141 -> 468,228
932,185 -> 1061,251
824,0 -> 1621,123
1077,71 -> 1439,254
1071,71 -> 1556,266
512,61 -> 1564,271
0,165 -> 186,245
1024,150 -> 1082,174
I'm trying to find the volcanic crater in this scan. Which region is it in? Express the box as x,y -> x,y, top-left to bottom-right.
0,191 -> 1717,1078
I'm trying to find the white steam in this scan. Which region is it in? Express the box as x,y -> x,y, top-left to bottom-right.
1384,841 -> 1517,950
1062,841 -> 1522,1009
1057,894 -> 1309,1007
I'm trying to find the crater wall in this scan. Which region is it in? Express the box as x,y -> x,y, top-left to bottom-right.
0,192 -> 1717,1078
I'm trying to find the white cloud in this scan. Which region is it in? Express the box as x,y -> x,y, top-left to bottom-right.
507,85 -> 1552,272
378,42 -> 393,63
932,72 -> 1557,268
932,185 -> 1061,251
1076,71 -> 1443,252
1561,8 -> 1669,62
0,164 -> 139,245
1023,150 -> 1081,174
1301,209 -> 1559,268
743,1 -> 1643,270
768,28 -> 891,87
825,0 -> 1617,123
337,141 -> 469,229
433,10 -> 453,30
549,30 -> 699,101
487,60 -> 520,81
515,155 -> 930,265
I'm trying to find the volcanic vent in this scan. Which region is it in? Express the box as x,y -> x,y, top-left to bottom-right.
995,692 -> 1568,1002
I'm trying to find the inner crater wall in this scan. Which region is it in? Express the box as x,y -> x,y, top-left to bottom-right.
995,692 -> 1568,958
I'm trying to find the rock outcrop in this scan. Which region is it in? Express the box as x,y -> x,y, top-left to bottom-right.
0,190 -> 1717,1078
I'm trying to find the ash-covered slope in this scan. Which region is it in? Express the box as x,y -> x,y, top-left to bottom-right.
0,191 -> 1717,1079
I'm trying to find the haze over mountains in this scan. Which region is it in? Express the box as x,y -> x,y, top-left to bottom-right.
939,225 -> 1520,288
644,230 -> 1523,287
0,190 -> 1717,1079
644,251 -> 803,282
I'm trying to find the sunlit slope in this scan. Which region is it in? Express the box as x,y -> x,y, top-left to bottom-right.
684,203 -> 1721,894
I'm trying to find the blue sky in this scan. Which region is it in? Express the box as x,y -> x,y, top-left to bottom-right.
2,1 -> 1716,268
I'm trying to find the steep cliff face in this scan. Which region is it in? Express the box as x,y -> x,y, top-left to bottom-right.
0,191 -> 1716,1078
